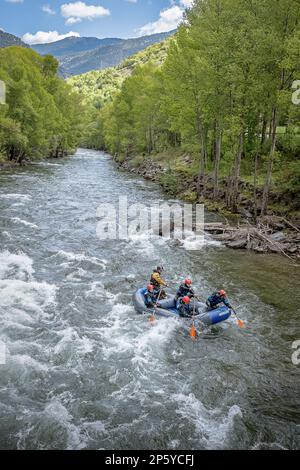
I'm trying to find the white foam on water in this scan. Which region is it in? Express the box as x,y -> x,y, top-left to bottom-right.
1,231 -> 13,239
11,218 -> 39,229
0,279 -> 57,316
65,268 -> 88,282
32,162 -> 61,167
53,327 -> 94,357
0,307 -> 35,326
85,282 -> 118,304
53,250 -> 107,269
182,231 -> 222,251
85,281 -> 105,298
173,393 -> 242,449
127,230 -> 157,256
8,353 -> 48,373
251,441 -> 288,450
99,304 -> 136,359
80,420 -> 105,437
0,251 -> 34,280
0,193 -> 32,202
17,400 -> 87,450
99,303 -> 180,397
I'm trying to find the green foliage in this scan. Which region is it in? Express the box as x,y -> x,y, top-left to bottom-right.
67,0 -> 300,216
0,46 -> 86,164
67,40 -> 170,108
278,161 -> 300,197
159,170 -> 180,196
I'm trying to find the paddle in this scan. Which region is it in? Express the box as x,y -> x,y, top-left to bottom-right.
230,307 -> 245,328
189,298 -> 197,340
149,288 -> 162,324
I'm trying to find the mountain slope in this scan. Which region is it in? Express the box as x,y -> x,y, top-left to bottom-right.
68,39 -> 170,107
0,30 -> 28,48
32,36 -> 123,58
32,31 -> 175,76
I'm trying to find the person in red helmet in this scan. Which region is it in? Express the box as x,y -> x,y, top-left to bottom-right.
176,278 -> 195,301
144,284 -> 161,308
206,290 -> 232,310
177,296 -> 193,318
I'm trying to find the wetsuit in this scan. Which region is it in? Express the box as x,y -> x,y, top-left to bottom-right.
177,299 -> 193,318
150,270 -> 167,299
206,292 -> 231,310
176,283 -> 195,300
144,290 -> 158,308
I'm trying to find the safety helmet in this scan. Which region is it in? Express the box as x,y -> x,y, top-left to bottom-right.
219,290 -> 227,297
156,266 -> 163,272
147,284 -> 154,291
182,296 -> 191,304
185,279 -> 192,286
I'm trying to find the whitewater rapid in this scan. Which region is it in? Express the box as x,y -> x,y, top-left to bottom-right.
0,149 -> 299,450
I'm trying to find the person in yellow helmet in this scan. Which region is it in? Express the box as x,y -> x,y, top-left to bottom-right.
150,266 -> 168,299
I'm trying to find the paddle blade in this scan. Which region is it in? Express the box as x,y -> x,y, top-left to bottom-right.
149,314 -> 155,323
237,318 -> 245,328
190,324 -> 197,340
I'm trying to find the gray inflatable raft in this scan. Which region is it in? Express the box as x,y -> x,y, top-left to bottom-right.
133,288 -> 231,326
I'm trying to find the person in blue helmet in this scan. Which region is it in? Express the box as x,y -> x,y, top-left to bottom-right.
206,290 -> 232,310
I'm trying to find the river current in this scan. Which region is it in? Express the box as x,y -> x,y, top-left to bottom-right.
0,149 -> 299,450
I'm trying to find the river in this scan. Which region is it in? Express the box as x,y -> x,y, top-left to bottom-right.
0,148 -> 299,450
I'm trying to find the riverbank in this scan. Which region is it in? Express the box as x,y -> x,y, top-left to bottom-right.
116,154 -> 300,261
1,147 -> 299,449
0,152 -> 73,170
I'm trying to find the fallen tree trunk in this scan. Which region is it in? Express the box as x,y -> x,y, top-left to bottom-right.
203,220 -> 299,261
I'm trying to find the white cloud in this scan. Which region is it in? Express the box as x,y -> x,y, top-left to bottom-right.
22,30 -> 80,45
180,0 -> 193,7
60,1 -> 110,25
5,0 -> 24,3
42,5 -> 56,15
137,1 -> 193,36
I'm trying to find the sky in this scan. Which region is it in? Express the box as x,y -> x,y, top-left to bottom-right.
0,0 -> 193,44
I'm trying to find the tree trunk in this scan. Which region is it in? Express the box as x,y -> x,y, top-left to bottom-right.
253,149 -> 259,224
213,123 -> 221,200
231,131 -> 244,211
195,108 -> 206,196
261,107 -> 277,216
260,114 -> 268,147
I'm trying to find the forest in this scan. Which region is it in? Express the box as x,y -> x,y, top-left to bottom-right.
0,47 -> 86,165
83,0 -> 300,220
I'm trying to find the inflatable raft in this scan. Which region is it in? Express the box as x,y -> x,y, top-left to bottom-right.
133,288 -> 231,326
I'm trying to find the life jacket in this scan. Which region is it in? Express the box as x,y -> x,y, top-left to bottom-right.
150,271 -> 165,288
208,292 -> 230,308
177,299 -> 192,317
208,293 -> 221,305
176,283 -> 194,299
144,290 -> 156,308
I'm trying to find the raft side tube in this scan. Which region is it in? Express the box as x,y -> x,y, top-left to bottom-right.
132,288 -> 231,325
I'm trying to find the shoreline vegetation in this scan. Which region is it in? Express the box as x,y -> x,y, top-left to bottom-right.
70,0 -> 300,260
1,1 -> 299,260
0,47 -> 85,166
116,155 -> 300,261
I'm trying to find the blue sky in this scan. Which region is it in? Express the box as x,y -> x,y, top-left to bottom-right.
0,1 -> 193,44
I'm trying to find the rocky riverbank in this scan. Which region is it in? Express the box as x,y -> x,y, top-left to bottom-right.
117,157 -> 300,261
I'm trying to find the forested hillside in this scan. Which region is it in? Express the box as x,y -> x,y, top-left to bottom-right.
0,47 -> 86,165
32,31 -> 174,76
32,37 -> 123,58
0,31 -> 28,49
84,0 -> 300,221
68,40 -> 170,108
